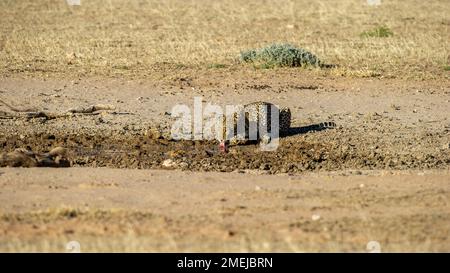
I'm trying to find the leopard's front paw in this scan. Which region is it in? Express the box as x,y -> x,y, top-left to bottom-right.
261,134 -> 271,145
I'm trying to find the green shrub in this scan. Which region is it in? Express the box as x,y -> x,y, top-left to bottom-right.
240,43 -> 321,68
360,26 -> 394,38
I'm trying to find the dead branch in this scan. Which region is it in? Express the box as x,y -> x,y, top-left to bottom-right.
67,104 -> 116,114
0,98 -> 117,120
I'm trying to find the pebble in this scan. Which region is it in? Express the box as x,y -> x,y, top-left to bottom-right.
162,159 -> 175,168
145,128 -> 161,139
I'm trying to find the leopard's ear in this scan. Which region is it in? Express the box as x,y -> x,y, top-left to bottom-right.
280,107 -> 291,114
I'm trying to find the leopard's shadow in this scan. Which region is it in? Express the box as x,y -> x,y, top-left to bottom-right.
281,121 -> 337,137
228,121 -> 337,146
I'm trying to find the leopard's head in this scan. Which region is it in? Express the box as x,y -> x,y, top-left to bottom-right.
279,107 -> 291,132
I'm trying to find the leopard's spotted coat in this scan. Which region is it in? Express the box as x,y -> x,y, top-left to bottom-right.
216,101 -> 291,145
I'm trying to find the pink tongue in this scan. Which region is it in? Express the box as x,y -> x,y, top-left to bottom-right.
219,142 -> 228,153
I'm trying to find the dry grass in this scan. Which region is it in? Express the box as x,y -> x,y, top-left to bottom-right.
1,235 -> 442,253
0,0 -> 449,79
1,207 -> 447,253
1,1 -> 449,253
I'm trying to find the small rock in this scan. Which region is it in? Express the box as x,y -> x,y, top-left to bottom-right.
312,214 -> 321,221
166,150 -> 183,158
390,104 -> 401,111
145,128 -> 161,139
162,159 -> 176,168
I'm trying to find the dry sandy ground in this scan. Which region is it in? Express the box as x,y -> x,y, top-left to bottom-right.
0,168 -> 449,252
0,77 -> 449,172
0,77 -> 449,252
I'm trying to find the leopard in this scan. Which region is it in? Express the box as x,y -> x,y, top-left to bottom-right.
214,101 -> 291,150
